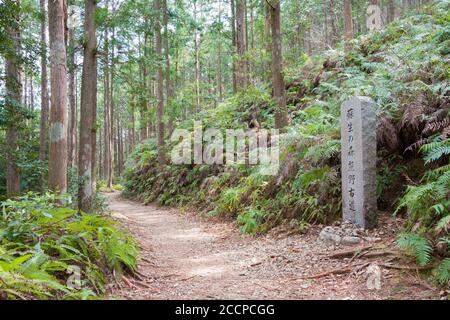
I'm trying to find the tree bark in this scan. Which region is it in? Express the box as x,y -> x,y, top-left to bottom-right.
388,0 -> 396,23
103,27 -> 113,188
5,0 -> 22,197
329,0 -> 338,47
235,0 -> 247,90
269,0 -> 288,129
110,24 -> 116,179
217,0 -> 223,101
162,0 -> 172,136
48,0 -> 68,194
68,27 -> 76,170
78,0 -> 97,212
193,0 -> 201,112
139,34 -> 148,141
154,0 -> 165,164
230,0 -> 237,93
343,0 -> 354,48
39,0 -> 49,191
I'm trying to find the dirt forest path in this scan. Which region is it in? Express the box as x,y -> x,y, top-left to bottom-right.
106,192 -> 438,300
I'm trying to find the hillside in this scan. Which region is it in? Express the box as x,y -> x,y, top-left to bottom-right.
123,1 -> 449,283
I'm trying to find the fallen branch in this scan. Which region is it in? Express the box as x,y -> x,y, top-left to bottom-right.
299,263 -> 370,280
122,275 -> 138,289
327,245 -> 374,259
379,263 -> 431,271
179,275 -> 198,281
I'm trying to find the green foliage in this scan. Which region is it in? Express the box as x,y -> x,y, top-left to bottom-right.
396,233 -> 433,266
0,193 -> 138,299
124,2 -> 449,245
395,135 -> 449,285
435,258 -> 450,285
395,138 -> 449,227
421,137 -> 450,164
236,206 -> 266,234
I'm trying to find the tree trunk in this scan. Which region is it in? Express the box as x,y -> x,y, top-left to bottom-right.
264,1 -> 272,80
103,27 -> 113,188
343,0 -> 354,48
48,0 -> 68,194
139,34 -> 148,141
68,27 -> 76,170
230,0 -> 237,93
130,101 -> 136,148
110,24 -> 116,179
388,0 -> 396,23
162,0 -> 172,136
30,77 -> 34,110
39,0 -> 49,191
154,0 -> 165,164
329,0 -> 338,47
193,0 -> 201,112
217,0 -> 223,101
269,0 -> 288,129
235,0 -> 247,90
117,117 -> 124,176
323,0 -> 328,48
5,1 -> 22,197
78,0 -> 97,212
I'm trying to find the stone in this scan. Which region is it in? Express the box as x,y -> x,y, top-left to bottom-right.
341,236 -> 362,246
318,227 -> 341,245
341,96 -> 378,229
363,236 -> 382,243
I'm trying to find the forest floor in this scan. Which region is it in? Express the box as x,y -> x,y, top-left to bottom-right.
105,192 -> 441,300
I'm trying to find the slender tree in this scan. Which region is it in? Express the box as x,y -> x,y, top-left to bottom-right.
48,0 -> 68,194
162,0 -> 172,135
193,0 -> 201,111
38,0 -> 49,190
269,0 -> 288,128
154,0 -> 165,164
235,0 -> 247,89
343,0 -> 354,48
78,0 -> 97,212
388,0 -> 396,23
5,0 -> 22,197
68,20 -> 77,170
230,0 -> 237,93
103,25 -> 113,188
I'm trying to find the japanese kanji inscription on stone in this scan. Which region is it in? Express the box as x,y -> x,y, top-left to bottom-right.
341,96 -> 377,229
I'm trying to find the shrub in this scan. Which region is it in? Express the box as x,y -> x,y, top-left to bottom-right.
0,193 -> 138,299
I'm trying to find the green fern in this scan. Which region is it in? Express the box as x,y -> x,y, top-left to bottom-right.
303,139 -> 341,164
396,233 -> 433,266
436,215 -> 450,233
435,258 -> 450,285
420,137 -> 450,164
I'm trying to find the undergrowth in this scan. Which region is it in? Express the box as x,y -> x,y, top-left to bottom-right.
124,2 -> 449,284
0,193 -> 138,299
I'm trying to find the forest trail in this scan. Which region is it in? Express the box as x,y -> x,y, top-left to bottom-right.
106,192 -> 438,300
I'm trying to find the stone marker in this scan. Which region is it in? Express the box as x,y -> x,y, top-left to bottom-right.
341,96 -> 377,229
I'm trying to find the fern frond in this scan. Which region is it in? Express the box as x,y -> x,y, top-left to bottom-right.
435,258 -> 450,285
436,215 -> 450,233
396,233 -> 433,266
304,139 -> 340,163
420,137 -> 450,164
424,164 -> 450,179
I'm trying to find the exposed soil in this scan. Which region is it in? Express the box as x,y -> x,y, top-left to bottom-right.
106,192 -> 440,300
